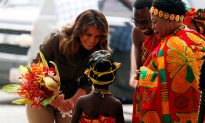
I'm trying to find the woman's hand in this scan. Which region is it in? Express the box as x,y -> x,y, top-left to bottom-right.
50,94 -> 74,112
50,88 -> 86,116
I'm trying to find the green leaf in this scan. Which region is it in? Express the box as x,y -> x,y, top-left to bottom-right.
39,51 -> 48,67
40,95 -> 55,106
12,98 -> 33,105
49,61 -> 61,89
49,61 -> 60,79
43,77 -> 58,91
2,84 -> 20,94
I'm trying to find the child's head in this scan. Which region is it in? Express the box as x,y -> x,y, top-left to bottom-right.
85,50 -> 121,88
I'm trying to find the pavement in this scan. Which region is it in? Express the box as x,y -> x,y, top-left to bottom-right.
0,90 -> 132,123
0,105 -> 27,123
0,91 -> 27,123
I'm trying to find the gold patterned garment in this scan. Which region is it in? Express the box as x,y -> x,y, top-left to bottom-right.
133,29 -> 205,123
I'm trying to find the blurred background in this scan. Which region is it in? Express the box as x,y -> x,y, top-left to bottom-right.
0,0 -> 134,122
0,0 -> 205,123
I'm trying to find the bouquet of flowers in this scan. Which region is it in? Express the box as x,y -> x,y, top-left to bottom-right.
2,52 -> 73,116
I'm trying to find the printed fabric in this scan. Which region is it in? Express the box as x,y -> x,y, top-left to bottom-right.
132,34 -> 160,122
80,113 -> 116,123
141,35 -> 160,63
133,29 -> 205,123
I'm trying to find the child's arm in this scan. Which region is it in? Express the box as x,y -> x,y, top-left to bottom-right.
70,98 -> 83,123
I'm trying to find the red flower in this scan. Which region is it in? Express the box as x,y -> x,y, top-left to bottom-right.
2,52 -> 73,114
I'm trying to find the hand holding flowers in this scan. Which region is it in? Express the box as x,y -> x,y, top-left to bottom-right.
2,52 -> 73,117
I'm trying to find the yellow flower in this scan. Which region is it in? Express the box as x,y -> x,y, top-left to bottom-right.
43,77 -> 58,91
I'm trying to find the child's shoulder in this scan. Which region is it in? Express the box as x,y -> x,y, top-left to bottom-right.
78,93 -> 92,100
108,96 -> 123,106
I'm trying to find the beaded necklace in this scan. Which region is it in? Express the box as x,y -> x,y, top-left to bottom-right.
171,24 -> 186,36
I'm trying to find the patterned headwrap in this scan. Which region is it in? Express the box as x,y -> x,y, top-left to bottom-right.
84,50 -> 121,85
184,8 -> 205,35
150,0 -> 186,22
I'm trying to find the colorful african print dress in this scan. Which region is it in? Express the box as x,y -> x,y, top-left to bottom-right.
141,35 -> 160,64
80,113 -> 116,123
133,29 -> 205,123
132,34 -> 160,122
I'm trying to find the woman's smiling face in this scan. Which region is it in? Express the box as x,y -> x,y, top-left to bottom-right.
80,25 -> 103,50
151,15 -> 174,38
133,7 -> 153,35
151,14 -> 182,39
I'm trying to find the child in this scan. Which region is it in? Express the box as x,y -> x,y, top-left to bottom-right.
71,50 -> 125,123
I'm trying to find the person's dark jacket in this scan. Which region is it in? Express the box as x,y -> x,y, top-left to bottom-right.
32,31 -> 93,99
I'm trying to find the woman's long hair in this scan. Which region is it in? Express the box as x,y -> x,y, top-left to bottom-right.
59,9 -> 110,58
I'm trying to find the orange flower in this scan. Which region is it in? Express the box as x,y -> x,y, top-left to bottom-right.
2,52 -> 73,115
2,52 -> 61,108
